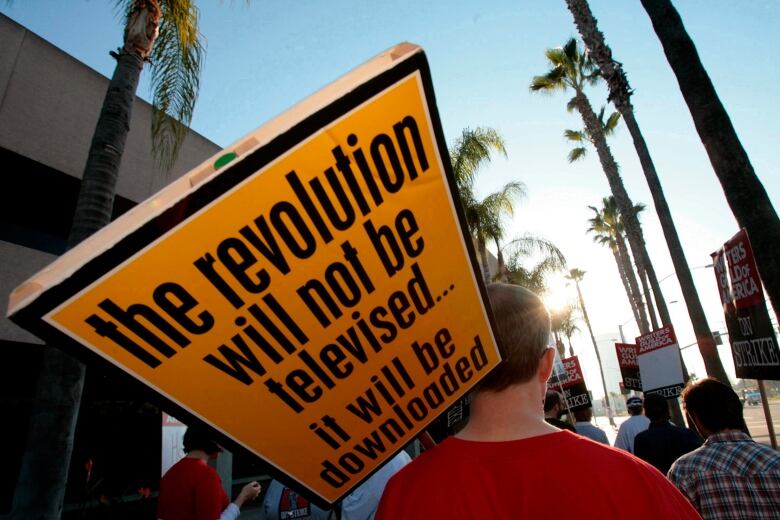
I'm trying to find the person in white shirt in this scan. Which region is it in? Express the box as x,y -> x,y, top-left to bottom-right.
341,450 -> 411,519
614,396 -> 650,453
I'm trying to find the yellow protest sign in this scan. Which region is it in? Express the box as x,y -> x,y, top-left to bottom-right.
8,43 -> 501,504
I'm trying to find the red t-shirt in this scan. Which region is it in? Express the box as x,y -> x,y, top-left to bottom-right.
157,457 -> 230,520
376,430 -> 701,519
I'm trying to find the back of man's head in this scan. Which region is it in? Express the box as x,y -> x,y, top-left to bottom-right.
544,390 -> 563,413
573,407 -> 592,422
643,394 -> 669,423
626,396 -> 643,416
682,378 -> 744,433
479,284 -> 551,392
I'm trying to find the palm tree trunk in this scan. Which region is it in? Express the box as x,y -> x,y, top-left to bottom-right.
573,91 -> 664,327
614,233 -> 649,333
70,51 -> 145,246
574,279 -> 616,427
641,249 -> 669,326
494,237 -> 507,283
612,247 -> 642,331
11,48 -> 146,519
554,331 -> 565,358
638,259 -> 659,330
477,231 -> 491,285
640,0 -> 780,329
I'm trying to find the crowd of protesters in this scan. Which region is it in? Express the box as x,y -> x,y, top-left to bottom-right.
158,282 -> 779,520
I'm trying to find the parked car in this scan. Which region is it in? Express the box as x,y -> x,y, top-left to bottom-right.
744,390 -> 761,406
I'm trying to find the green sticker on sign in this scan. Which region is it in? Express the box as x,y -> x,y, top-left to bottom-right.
213,152 -> 237,170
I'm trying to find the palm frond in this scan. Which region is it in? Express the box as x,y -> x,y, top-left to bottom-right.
596,106 -> 606,123
566,96 -> 578,113
564,129 -> 585,142
530,68 -> 567,93
561,38 -> 579,69
450,127 -> 506,188
567,147 -> 587,163
544,47 -> 569,68
503,234 -> 567,270
479,181 -> 526,218
603,111 -> 621,135
502,233 -> 568,294
632,202 -> 646,220
149,0 -> 204,172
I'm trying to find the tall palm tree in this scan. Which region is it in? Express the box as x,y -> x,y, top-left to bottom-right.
565,0 -> 729,384
450,127 -> 525,283
530,38 -> 667,338
12,2 -> 206,517
566,268 -> 616,427
587,197 -> 649,332
565,106 -> 658,329
639,0 -> 780,336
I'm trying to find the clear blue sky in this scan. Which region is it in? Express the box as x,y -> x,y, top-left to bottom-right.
3,0 -> 778,396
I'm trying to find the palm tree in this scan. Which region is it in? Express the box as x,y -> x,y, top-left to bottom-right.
587,197 -> 649,332
450,127 -> 525,283
501,235 -> 567,291
551,303 -> 580,357
566,268 -> 616,427
550,310 -> 567,358
12,2 -> 207,517
639,0 -> 780,341
530,39 -> 667,338
565,106 -> 657,329
565,0 -> 730,384
560,309 -> 580,358
568,116 -> 660,333
564,106 -> 620,163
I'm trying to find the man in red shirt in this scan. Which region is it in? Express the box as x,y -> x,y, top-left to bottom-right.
376,283 -> 701,519
157,427 -> 261,520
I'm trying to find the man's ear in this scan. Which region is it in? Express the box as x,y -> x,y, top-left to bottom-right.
538,347 -> 555,383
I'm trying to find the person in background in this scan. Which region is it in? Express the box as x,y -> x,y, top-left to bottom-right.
260,450 -> 411,520
375,283 -> 700,519
544,389 -> 576,432
633,393 -> 701,475
158,426 -> 261,520
614,396 -> 650,453
259,480 -> 332,520
668,378 -> 780,519
573,407 -> 609,445
340,450 -> 411,519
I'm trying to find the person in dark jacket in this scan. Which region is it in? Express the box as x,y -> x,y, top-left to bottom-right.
633,393 -> 701,475
544,389 -> 576,432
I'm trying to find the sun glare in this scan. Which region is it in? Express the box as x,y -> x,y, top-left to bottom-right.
542,274 -> 573,314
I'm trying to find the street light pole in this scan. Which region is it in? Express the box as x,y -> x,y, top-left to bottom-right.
570,272 -> 616,428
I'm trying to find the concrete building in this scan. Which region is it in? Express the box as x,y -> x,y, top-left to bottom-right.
0,13 -> 223,515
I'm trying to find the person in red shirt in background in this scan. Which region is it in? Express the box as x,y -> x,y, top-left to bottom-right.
375,283 -> 702,519
158,426 -> 261,520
